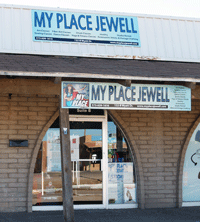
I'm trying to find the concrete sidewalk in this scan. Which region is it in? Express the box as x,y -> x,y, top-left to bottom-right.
0,207 -> 200,222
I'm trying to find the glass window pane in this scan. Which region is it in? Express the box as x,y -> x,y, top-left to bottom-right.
32,119 -> 103,206
108,117 -> 137,205
32,129 -> 63,206
72,161 -> 102,204
71,121 -> 103,204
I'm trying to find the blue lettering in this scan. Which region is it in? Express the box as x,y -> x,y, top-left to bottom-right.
86,15 -> 92,30
64,14 -> 70,29
117,168 -> 123,173
78,15 -> 86,30
70,14 -> 78,29
157,87 -> 161,102
45,12 -> 53,28
119,18 -> 125,32
106,17 -> 118,32
131,86 -> 136,101
117,175 -> 123,179
118,86 -> 125,101
131,18 -> 137,33
100,85 -> 107,100
125,18 -> 131,33
138,87 -> 141,101
142,87 -> 148,102
166,88 -> 170,102
100,16 -> 107,31
92,85 -> 100,100
161,87 -> 165,102
109,86 -> 114,101
125,87 -> 130,101
95,16 -> 100,31
34,12 -> 45,27
147,87 -> 156,102
56,13 -> 63,28
114,86 -> 119,101
117,163 -> 122,168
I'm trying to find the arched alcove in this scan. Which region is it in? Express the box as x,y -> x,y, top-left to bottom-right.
178,115 -> 200,207
108,110 -> 145,209
28,109 -> 144,211
27,110 -> 59,212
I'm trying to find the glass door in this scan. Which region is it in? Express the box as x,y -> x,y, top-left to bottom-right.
32,113 -> 107,210
70,115 -> 107,209
69,117 -> 107,208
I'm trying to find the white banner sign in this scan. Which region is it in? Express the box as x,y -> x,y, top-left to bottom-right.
32,10 -> 140,46
61,82 -> 191,111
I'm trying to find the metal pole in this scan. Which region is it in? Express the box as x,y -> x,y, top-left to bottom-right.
73,161 -> 74,183
59,106 -> 74,222
41,171 -> 44,196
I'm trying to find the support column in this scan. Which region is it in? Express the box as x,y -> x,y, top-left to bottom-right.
59,106 -> 74,222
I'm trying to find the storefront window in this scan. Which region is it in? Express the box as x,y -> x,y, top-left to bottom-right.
107,116 -> 136,205
32,112 -> 137,207
32,127 -> 62,206
32,118 -> 103,206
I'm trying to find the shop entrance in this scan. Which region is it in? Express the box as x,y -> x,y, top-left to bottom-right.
69,115 -> 107,208
32,110 -> 137,211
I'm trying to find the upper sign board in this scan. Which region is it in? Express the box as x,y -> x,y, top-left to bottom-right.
32,10 -> 140,46
61,82 -> 191,111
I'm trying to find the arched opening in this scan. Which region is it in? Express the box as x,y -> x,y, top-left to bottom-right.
32,110 -> 137,210
182,122 -> 200,206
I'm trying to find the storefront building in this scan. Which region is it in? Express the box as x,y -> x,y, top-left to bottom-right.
0,4 -> 200,213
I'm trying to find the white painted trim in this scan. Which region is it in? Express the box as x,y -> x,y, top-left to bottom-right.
2,71 -> 200,83
182,202 -> 200,207
69,116 -> 106,122
32,206 -> 63,211
32,203 -> 138,211
72,159 -> 101,161
74,204 -> 105,210
107,204 -> 138,209
103,110 -> 108,209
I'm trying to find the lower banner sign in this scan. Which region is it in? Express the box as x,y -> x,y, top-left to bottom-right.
61,82 -> 191,111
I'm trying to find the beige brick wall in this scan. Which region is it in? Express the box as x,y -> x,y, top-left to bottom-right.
0,93 -> 58,212
114,99 -> 200,208
0,92 -> 199,211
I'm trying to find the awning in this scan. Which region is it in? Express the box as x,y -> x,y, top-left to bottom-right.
0,53 -> 200,83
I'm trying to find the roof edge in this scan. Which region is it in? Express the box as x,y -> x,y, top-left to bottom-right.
1,3 -> 200,22
2,71 -> 200,83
